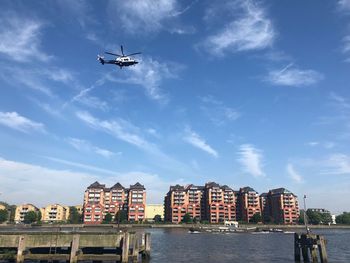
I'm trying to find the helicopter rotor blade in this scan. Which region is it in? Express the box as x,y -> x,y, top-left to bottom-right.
121,45 -> 125,56
126,52 -> 141,56
105,51 -> 122,57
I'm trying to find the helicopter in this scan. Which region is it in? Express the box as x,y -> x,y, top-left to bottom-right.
97,45 -> 141,69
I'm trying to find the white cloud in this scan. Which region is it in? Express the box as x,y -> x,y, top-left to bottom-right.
322,154 -> 350,175
0,111 -> 45,133
43,68 -> 74,84
0,66 -> 76,97
104,57 -> 180,103
0,157 -> 97,206
183,127 -> 218,158
286,163 -> 303,183
200,95 -> 240,125
109,0 -> 191,34
76,111 -> 158,153
55,0 -> 95,29
267,64 -> 323,87
66,137 -> 118,158
201,0 -> 274,56
237,144 -> 265,177
0,157 -> 183,206
307,141 -> 335,149
338,0 -> 350,12
0,16 -> 50,62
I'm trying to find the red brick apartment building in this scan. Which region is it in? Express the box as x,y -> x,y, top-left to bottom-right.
265,188 -> 300,224
236,187 -> 261,223
164,182 -> 236,223
204,182 -> 236,223
83,181 -> 146,224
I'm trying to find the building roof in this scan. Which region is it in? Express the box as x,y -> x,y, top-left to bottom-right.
260,193 -> 268,197
111,182 -> 125,189
269,188 -> 293,196
205,182 -> 220,188
87,181 -> 105,189
185,184 -> 204,190
240,186 -> 257,193
130,182 -> 145,190
221,185 -> 233,191
170,184 -> 185,191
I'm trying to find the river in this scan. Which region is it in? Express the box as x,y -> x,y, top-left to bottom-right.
146,228 -> 350,263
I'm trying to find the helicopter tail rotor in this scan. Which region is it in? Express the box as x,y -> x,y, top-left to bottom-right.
97,55 -> 105,65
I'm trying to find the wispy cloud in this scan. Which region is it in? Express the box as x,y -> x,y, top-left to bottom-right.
0,66 -> 76,97
66,137 -> 119,158
0,157 -> 183,205
108,0 -> 193,35
0,111 -> 45,133
200,95 -> 240,126
72,87 -> 109,111
337,1 -> 350,60
286,163 -> 303,183
322,154 -> 350,175
237,144 -> 265,177
0,16 -> 50,62
76,111 -> 158,153
183,127 -> 218,158
201,0 -> 274,56
55,0 -> 95,29
338,0 -> 350,12
307,141 -> 335,149
104,56 -> 181,103
45,156 -> 117,176
266,64 -> 323,87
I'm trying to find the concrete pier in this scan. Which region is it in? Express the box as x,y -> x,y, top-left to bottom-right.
0,230 -> 150,262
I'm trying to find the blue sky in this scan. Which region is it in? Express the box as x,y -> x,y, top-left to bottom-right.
0,0 -> 350,214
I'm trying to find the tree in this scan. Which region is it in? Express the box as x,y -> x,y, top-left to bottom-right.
103,213 -> 113,223
182,213 -> 192,223
23,211 -> 38,224
153,214 -> 162,223
336,212 -> 350,224
321,213 -> 332,225
115,210 -> 128,224
9,205 -> 16,223
0,209 -> 8,223
250,213 -> 262,224
68,206 -> 82,224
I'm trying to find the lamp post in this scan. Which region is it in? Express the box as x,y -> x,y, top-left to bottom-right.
303,195 -> 309,233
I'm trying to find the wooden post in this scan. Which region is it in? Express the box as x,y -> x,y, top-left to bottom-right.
301,234 -> 310,262
122,232 -> 130,263
310,244 -> 318,263
144,233 -> 151,259
132,233 -> 139,261
294,233 -> 301,262
16,235 -> 26,263
317,236 -> 328,263
69,234 -> 80,263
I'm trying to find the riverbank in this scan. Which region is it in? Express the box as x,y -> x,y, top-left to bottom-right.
1,223 -> 350,231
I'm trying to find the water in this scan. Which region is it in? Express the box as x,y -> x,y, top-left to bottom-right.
147,228 -> 350,263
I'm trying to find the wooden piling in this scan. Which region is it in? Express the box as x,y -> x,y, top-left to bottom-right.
301,234 -> 310,262
69,234 -> 80,263
1,231 -> 150,262
143,233 -> 151,259
294,233 -> 301,262
16,235 -> 26,263
295,233 -> 328,263
317,235 -> 328,263
122,232 -> 130,263
132,233 -> 139,261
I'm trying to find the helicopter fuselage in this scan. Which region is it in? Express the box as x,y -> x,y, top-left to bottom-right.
98,45 -> 141,68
